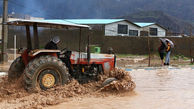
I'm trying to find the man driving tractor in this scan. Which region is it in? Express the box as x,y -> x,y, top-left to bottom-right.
45,36 -> 60,49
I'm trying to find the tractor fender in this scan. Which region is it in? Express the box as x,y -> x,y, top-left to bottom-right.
21,49 -> 60,66
28,49 -> 60,57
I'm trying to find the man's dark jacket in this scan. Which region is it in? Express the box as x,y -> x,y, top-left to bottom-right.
45,41 -> 58,49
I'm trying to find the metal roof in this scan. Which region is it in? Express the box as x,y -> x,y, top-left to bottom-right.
64,19 -> 125,24
134,22 -> 167,30
134,22 -> 155,27
6,19 -> 90,28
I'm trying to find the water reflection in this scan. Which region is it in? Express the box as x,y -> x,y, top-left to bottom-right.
130,67 -> 194,109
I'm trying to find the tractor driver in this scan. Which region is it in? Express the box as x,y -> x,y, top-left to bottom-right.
45,36 -> 60,49
45,36 -> 73,75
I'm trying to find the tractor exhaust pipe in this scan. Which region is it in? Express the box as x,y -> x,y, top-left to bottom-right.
87,35 -> 90,64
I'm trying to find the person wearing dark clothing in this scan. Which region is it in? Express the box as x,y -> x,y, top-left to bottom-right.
158,38 -> 174,66
158,40 -> 166,65
45,36 -> 60,49
107,47 -> 114,54
45,41 -> 58,49
45,36 -> 60,58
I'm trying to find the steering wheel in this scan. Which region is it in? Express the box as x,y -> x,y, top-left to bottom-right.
60,48 -> 67,54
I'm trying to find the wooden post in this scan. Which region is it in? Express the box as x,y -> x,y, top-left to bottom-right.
26,25 -> 32,50
147,34 -> 151,67
33,23 -> 39,49
14,35 -> 17,60
87,34 -> 90,64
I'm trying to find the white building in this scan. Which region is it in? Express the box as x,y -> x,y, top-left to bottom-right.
134,22 -> 167,37
65,19 -> 141,36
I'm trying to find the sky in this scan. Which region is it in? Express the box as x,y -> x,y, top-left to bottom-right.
0,0 -> 193,22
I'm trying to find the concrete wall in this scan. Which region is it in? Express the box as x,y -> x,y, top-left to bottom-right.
105,21 -> 140,36
7,28 -> 194,57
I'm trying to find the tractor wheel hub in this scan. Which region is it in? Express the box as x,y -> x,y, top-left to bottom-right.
42,74 -> 55,88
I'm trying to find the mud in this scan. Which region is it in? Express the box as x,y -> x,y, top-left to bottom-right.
99,68 -> 135,91
48,67 -> 194,109
0,68 -> 135,109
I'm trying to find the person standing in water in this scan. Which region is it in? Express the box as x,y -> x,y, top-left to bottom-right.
164,39 -> 174,65
158,38 -> 166,65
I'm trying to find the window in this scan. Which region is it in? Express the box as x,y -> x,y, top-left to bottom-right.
118,24 -> 128,34
129,30 -> 138,36
150,28 -> 158,36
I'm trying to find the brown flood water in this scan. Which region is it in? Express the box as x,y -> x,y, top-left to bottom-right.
47,67 -> 194,109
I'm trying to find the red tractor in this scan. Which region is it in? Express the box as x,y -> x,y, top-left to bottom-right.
7,20 -> 116,92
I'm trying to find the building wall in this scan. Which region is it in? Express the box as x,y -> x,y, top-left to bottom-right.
140,24 -> 166,37
105,21 -> 140,36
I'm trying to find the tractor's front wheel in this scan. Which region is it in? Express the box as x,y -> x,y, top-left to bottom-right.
24,55 -> 70,92
8,56 -> 25,82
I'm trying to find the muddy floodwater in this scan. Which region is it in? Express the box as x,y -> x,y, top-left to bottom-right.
47,67 -> 194,109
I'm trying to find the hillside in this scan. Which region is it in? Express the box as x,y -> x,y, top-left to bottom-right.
0,0 -> 193,33
1,0 -> 193,21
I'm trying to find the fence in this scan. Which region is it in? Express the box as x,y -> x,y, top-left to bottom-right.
7,28 -> 194,65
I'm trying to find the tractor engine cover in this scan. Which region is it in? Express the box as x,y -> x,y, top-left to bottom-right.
70,51 -> 115,73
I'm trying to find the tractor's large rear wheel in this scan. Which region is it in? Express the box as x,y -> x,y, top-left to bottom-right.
8,56 -> 25,82
24,55 -> 70,92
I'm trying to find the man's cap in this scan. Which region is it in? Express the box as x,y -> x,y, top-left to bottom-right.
52,36 -> 60,44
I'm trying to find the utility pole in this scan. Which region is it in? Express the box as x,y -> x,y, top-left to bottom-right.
1,0 -> 8,63
147,32 -> 151,67
190,26 -> 193,64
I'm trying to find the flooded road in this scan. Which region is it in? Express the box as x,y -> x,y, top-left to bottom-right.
47,67 -> 194,109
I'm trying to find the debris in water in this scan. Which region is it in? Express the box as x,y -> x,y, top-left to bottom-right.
0,68 -> 135,109
99,68 -> 136,91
